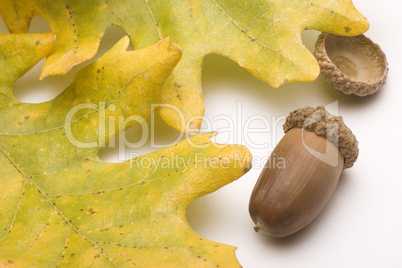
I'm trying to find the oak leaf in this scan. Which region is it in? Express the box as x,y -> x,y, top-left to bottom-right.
0,0 -> 369,134
0,33 -> 252,267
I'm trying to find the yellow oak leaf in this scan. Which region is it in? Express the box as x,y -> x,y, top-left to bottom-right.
0,0 -> 369,134
0,33 -> 252,267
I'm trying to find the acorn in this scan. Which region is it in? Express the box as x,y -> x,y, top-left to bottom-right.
315,32 -> 388,96
249,106 -> 358,237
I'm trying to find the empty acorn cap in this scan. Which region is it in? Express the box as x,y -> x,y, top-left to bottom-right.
315,33 -> 388,96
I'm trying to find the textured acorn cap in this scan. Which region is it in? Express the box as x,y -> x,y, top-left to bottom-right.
283,106 -> 358,169
315,33 -> 388,96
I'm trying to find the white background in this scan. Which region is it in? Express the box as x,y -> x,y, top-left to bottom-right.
1,0 -> 402,267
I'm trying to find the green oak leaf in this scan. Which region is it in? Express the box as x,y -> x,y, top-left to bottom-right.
0,33 -> 252,267
0,0 -> 369,134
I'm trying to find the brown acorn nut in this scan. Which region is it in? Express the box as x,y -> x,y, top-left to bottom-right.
249,106 -> 358,237
315,32 -> 388,96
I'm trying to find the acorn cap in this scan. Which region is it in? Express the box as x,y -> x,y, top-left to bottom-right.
283,106 -> 358,169
315,33 -> 388,96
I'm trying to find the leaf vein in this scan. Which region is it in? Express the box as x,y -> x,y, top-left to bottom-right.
55,225 -> 72,268
210,0 -> 270,50
143,0 -> 163,40
0,180 -> 26,243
